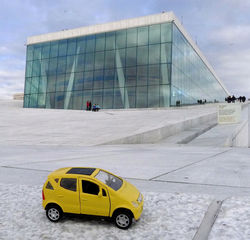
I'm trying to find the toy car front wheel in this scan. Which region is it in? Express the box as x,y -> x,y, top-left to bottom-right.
114,211 -> 132,230
46,205 -> 62,222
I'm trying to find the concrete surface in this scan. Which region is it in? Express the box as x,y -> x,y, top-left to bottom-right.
0,100 -> 219,146
1,144 -> 250,198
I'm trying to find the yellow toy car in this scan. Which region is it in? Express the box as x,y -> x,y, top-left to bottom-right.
42,167 -> 143,229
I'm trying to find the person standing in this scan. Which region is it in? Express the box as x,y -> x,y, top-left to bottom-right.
86,101 -> 89,111
89,101 -> 92,111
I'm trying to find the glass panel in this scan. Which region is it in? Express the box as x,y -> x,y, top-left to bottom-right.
77,37 -> 86,54
104,69 -> 115,89
126,28 -> 137,47
27,45 -> 34,61
103,88 -> 113,109
67,39 -> 76,55
105,32 -> 115,50
85,53 -> 94,71
160,84 -> 170,107
105,50 -> 115,69
136,86 -> 147,108
29,94 -> 38,107
50,41 -> 59,58
161,23 -> 172,42
57,57 -> 67,74
137,26 -> 148,46
46,92 -> 55,108
82,180 -> 99,195
25,61 -> 32,77
41,43 -> 50,59
137,46 -> 148,65
72,91 -> 83,110
114,88 -> 124,108
65,91 -> 73,109
116,49 -> 125,68
127,87 -> 136,108
126,47 -> 136,67
114,68 -> 124,88
73,72 -> 84,91
95,170 -> 122,191
149,24 -> 161,44
48,58 -> 58,75
47,75 -> 56,92
149,45 -> 160,64
23,95 -> 29,108
137,66 -> 148,86
160,63 -> 171,85
33,45 -> 42,60
66,55 -> 75,73
93,70 -> 104,89
76,54 -> 85,72
32,60 -> 41,77
116,30 -> 126,49
83,71 -> 93,89
60,178 -> 77,192
161,43 -> 171,63
30,76 -> 39,94
92,89 -> 103,107
125,67 -> 136,87
58,40 -> 67,57
94,51 -> 104,70
40,59 -> 49,76
39,76 -> 48,93
86,35 -> 95,53
148,64 -> 160,85
56,74 -> 65,92
24,77 -> 31,94
96,33 -> 105,51
55,91 -> 65,109
148,85 -> 159,108
37,93 -> 46,108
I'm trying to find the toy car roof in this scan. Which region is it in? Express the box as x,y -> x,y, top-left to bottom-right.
48,167 -> 97,177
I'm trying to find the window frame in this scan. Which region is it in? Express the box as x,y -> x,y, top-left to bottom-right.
81,179 -> 100,196
60,178 -> 77,192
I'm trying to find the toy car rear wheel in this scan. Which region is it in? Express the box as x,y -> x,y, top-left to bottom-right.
114,211 -> 132,230
46,205 -> 62,222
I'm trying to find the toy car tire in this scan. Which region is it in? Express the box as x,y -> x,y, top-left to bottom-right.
46,205 -> 62,222
114,211 -> 132,230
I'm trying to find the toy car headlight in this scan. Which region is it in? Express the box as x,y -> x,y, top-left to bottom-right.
137,193 -> 142,203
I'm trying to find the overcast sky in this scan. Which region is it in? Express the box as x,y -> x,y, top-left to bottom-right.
0,0 -> 249,99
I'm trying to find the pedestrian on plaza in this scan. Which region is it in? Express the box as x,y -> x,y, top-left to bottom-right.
86,101 -> 89,111
89,101 -> 92,111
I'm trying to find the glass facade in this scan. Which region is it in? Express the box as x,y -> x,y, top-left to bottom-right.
171,24 -> 227,105
24,21 -> 227,110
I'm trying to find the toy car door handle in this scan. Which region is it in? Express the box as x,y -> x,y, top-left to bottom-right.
58,195 -> 64,198
81,198 -> 87,201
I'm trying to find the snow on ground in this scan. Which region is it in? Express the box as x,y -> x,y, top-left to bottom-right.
0,184 -> 213,240
209,197 -> 250,240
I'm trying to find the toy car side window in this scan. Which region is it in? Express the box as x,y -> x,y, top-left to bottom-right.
46,181 -> 54,190
82,180 -> 99,195
60,178 -> 77,192
102,189 -> 107,196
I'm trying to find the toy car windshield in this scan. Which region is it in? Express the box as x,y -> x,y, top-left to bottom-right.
95,170 -> 123,191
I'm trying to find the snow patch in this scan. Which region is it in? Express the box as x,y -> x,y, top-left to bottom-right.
0,184 -> 213,240
209,196 -> 250,240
